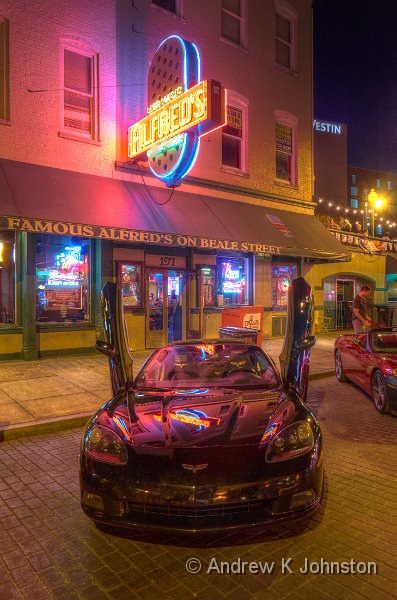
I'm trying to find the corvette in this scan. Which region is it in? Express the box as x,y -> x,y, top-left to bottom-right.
79,277 -> 323,532
335,327 -> 397,415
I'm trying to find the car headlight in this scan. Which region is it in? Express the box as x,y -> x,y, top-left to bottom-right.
265,421 -> 314,462
84,424 -> 128,465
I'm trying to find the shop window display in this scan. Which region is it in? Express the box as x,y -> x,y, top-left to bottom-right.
36,235 -> 90,324
119,263 -> 142,308
0,231 -> 16,324
217,257 -> 248,305
272,264 -> 296,310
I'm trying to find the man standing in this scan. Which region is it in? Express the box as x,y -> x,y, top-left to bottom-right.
352,285 -> 372,333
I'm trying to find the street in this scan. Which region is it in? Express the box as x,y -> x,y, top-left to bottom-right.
0,377 -> 397,600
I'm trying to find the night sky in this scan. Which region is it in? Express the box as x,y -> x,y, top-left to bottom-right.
313,0 -> 397,173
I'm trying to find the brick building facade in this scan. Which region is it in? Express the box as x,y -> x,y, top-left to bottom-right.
0,0 -> 346,359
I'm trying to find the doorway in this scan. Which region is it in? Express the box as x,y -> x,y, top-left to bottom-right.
323,275 -> 373,329
145,270 -> 186,348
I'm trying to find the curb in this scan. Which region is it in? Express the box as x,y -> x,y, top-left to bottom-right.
0,370 -> 334,442
308,370 -> 335,381
0,413 -> 92,442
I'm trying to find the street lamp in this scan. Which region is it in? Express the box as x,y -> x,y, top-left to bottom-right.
367,189 -> 384,236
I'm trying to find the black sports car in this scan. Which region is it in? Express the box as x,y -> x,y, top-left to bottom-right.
79,277 -> 323,532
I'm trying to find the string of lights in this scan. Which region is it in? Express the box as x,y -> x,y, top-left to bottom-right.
314,197 -> 396,229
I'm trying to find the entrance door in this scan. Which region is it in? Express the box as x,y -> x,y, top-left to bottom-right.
146,271 -> 166,349
167,270 -> 186,343
336,279 -> 354,328
145,270 -> 186,348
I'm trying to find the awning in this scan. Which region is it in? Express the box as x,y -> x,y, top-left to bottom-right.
0,159 -> 350,261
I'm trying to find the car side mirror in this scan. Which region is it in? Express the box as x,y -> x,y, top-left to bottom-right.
96,340 -> 117,361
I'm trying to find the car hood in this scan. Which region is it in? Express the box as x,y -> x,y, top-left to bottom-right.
101,386 -> 298,449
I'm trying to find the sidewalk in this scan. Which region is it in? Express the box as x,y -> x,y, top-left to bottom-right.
0,334 -> 339,440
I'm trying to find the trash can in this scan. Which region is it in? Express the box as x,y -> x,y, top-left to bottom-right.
374,304 -> 395,327
218,326 -> 260,345
220,305 -> 263,345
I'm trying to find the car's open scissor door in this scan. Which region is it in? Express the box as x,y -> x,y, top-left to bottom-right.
279,277 -> 315,401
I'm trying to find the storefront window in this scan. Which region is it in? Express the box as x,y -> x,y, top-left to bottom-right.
36,235 -> 90,324
272,264 -> 296,310
119,263 -> 142,309
0,231 -> 16,324
200,266 -> 216,307
217,257 -> 249,305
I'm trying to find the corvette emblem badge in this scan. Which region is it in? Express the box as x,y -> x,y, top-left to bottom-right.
182,464 -> 208,474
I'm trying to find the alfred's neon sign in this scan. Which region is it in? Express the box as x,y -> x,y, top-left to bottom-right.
128,35 -> 226,187
129,81 -> 209,157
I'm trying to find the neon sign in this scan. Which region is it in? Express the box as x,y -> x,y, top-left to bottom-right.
222,261 -> 245,294
129,81 -> 208,156
127,35 -> 226,187
45,245 -> 87,287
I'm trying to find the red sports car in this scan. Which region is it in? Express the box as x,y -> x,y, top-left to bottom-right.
334,328 -> 397,415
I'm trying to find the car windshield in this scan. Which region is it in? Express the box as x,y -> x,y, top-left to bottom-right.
372,332 -> 397,353
134,343 -> 279,390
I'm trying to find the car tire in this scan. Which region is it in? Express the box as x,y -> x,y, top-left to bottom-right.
335,350 -> 349,382
372,371 -> 391,414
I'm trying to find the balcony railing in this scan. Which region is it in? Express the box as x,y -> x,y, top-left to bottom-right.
317,215 -> 397,254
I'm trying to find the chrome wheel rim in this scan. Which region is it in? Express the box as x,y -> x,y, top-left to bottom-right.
335,352 -> 342,379
372,373 -> 385,410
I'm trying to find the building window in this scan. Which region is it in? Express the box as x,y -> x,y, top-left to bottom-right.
36,235 -> 90,324
388,180 -> 392,190
275,110 -> 297,184
151,0 -> 183,17
222,106 -> 242,168
376,178 -> 381,189
118,262 -> 143,309
62,44 -> 99,140
0,18 -> 9,120
275,2 -> 297,71
275,123 -> 292,182
221,0 -> 246,47
351,199 -> 358,208
351,186 -> 358,196
272,264 -> 297,310
0,230 -> 16,324
352,174 -> 357,184
222,92 -> 248,172
217,256 -> 249,306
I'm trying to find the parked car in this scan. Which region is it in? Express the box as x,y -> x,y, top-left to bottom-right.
79,277 -> 323,532
335,328 -> 397,415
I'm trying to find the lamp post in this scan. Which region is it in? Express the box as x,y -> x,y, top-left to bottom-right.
367,189 -> 377,236
367,188 -> 384,237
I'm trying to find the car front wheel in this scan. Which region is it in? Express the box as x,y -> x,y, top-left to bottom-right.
372,371 -> 391,414
335,350 -> 348,382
